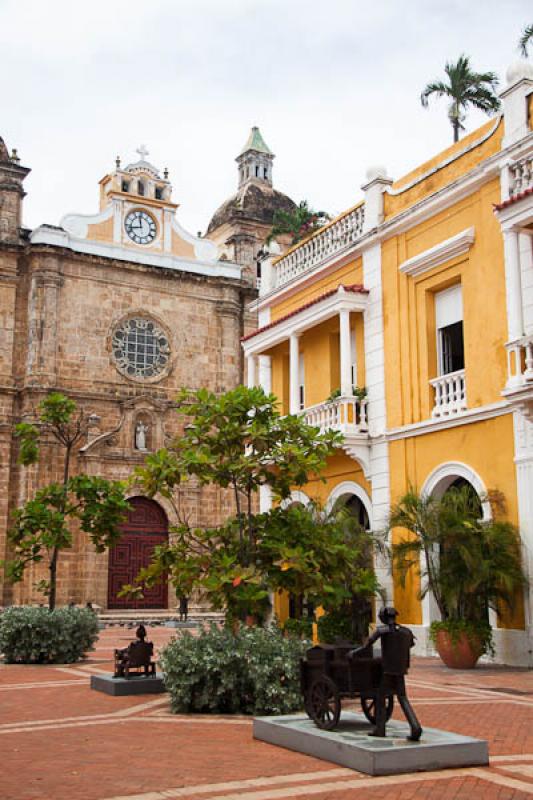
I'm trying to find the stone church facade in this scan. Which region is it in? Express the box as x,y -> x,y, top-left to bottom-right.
0,130 -> 294,612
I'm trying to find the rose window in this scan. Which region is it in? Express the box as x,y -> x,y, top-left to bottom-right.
112,317 -> 170,379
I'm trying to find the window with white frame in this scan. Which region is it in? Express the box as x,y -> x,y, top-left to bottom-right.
435,285 -> 464,375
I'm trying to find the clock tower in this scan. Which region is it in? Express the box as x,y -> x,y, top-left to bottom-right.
55,146 -> 219,264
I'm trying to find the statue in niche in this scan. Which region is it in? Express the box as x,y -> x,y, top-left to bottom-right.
135,420 -> 149,451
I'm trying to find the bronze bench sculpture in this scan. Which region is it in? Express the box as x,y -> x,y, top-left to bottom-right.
113,624 -> 156,679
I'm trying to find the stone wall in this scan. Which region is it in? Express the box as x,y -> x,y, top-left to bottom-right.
0,238 -> 254,609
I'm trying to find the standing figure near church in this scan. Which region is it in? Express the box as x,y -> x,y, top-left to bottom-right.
179,595 -> 189,622
348,606 -> 422,741
135,420 -> 148,451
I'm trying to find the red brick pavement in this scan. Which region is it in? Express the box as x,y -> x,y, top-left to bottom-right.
1,626 -> 533,800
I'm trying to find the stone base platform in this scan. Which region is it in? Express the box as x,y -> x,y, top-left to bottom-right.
90,674 -> 167,696
253,712 -> 489,776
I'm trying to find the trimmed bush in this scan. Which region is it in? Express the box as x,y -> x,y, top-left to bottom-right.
0,606 -> 99,663
161,624 -> 306,715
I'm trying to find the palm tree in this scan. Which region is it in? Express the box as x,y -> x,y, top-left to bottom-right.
421,55 -> 500,143
268,201 -> 330,246
519,23 -> 533,57
388,485 -> 526,626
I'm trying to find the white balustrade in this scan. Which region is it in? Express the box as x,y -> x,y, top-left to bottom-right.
507,334 -> 533,386
301,395 -> 368,434
429,370 -> 467,417
509,155 -> 533,198
274,206 -> 365,288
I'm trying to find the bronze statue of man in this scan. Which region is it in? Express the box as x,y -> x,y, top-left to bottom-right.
349,606 -> 422,741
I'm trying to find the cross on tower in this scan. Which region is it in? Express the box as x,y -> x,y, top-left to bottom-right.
136,144 -> 149,160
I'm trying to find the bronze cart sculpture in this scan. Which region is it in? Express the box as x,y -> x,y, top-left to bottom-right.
301,607 -> 422,741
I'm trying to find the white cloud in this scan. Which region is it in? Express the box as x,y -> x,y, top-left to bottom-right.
0,0 -> 530,234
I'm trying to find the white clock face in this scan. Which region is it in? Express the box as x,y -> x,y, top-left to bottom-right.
125,210 -> 156,245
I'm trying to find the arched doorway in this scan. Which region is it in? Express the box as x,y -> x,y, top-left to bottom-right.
107,496 -> 168,610
420,463 -> 490,626
335,494 -> 371,530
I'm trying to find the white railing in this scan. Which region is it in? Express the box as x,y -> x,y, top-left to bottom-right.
509,155 -> 533,198
430,370 -> 467,417
507,334 -> 533,386
274,206 -> 365,288
302,395 -> 368,434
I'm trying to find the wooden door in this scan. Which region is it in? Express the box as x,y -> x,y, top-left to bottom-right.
107,497 -> 168,609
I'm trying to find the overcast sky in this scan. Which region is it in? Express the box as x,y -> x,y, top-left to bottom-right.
0,0 -> 530,235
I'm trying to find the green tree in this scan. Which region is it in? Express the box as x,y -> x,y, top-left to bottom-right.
4,393 -> 130,610
264,502 -> 380,641
123,386 -> 378,623
519,23 -> 533,57
388,485 -> 526,627
268,201 -> 330,246
421,55 -> 500,142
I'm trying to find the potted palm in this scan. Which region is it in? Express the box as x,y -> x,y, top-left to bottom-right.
388,486 -> 526,668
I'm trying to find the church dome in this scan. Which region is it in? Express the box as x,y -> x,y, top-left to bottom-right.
207,180 -> 296,234
207,126 -> 296,235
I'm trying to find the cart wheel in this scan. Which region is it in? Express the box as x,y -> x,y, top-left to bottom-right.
308,677 -> 341,730
360,695 -> 394,724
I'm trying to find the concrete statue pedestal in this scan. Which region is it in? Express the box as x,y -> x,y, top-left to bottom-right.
253,712 -> 488,776
90,674 -> 166,696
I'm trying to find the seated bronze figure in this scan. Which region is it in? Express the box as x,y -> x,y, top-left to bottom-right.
113,624 -> 156,679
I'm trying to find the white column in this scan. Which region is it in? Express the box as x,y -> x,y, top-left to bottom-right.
258,355 -> 272,393
339,309 -> 352,396
289,334 -> 300,413
503,227 -> 524,341
246,355 -> 256,388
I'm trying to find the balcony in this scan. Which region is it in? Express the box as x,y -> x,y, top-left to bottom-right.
504,335 -> 533,418
509,155 -> 533,198
302,395 -> 368,435
301,395 -> 371,477
274,205 -> 365,289
430,370 -> 467,417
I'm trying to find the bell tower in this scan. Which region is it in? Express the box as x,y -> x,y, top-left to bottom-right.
0,137 -> 30,243
236,127 -> 274,188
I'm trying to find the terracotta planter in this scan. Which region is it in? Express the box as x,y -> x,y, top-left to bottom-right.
435,629 -> 484,669
244,614 -> 256,627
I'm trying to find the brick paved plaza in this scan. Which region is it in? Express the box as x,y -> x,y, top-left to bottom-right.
2,626 -> 533,800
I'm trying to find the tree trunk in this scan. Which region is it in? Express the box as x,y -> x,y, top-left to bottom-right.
453,120 -> 460,143
49,547 -> 59,611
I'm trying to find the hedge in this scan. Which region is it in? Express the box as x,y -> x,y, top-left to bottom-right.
0,606 -> 99,663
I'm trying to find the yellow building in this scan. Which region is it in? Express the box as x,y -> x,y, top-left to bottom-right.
242,62 -> 533,666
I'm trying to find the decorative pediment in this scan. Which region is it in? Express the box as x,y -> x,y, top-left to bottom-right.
30,147 -> 241,280
399,227 -> 475,277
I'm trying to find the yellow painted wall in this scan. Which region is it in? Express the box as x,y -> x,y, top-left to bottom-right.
269,342 -> 289,414
304,452 -> 371,504
389,414 -> 524,629
87,217 -> 114,243
382,177 -> 507,430
268,312 -> 364,412
171,229 -> 195,259
270,257 -> 363,321
384,118 -> 503,218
